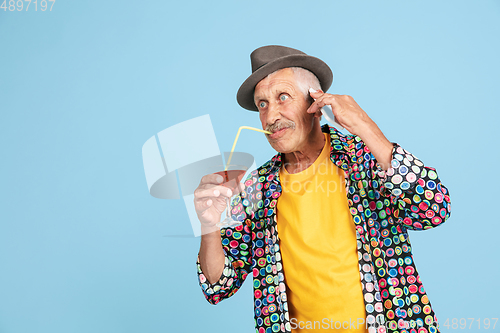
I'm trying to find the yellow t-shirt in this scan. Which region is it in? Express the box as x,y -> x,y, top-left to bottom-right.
277,133 -> 367,332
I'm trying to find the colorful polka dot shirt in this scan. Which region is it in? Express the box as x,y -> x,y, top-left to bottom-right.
197,125 -> 451,333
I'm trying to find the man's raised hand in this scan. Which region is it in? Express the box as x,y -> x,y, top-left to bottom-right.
307,90 -> 372,136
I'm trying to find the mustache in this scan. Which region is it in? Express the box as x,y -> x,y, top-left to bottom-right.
266,119 -> 296,133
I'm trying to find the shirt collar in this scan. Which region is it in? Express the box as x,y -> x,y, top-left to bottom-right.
266,124 -> 353,177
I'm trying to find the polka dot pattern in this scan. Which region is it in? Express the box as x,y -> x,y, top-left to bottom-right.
196,125 -> 451,333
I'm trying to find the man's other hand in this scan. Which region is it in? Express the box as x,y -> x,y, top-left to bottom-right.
194,173 -> 233,232
308,90 -> 393,170
307,90 -> 372,136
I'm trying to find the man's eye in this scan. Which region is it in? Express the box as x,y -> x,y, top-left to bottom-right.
280,95 -> 288,101
259,101 -> 267,108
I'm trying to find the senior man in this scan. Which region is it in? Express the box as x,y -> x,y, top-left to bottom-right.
194,45 -> 451,333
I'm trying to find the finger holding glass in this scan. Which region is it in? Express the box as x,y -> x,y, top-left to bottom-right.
214,164 -> 248,228
194,173 -> 234,232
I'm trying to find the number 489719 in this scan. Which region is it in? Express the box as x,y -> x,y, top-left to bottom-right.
1,0 -> 56,11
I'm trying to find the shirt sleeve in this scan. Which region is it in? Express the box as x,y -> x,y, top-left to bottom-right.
196,249 -> 246,305
195,174 -> 256,305
375,143 -> 452,230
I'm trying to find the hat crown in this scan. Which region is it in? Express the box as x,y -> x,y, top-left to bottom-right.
250,45 -> 306,72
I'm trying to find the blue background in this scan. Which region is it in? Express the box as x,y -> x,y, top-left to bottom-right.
1,0 -> 499,332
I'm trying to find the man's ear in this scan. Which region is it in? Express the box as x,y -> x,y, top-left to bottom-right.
306,95 -> 314,106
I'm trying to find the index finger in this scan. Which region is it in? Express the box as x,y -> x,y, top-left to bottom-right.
199,173 -> 224,186
306,98 -> 324,115
310,94 -> 339,110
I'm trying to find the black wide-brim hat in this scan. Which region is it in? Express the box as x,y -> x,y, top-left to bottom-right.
237,45 -> 333,111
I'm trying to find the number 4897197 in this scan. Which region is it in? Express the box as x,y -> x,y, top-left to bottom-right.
442,318 -> 498,330
1,0 -> 56,11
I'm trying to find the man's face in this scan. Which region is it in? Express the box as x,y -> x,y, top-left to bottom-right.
254,68 -> 316,154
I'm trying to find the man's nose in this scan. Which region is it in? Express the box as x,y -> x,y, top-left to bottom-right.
266,103 -> 281,125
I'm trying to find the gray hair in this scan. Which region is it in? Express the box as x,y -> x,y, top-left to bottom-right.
265,67 -> 322,100
290,67 -> 322,100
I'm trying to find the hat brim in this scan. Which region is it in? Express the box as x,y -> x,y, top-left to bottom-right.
236,54 -> 333,111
